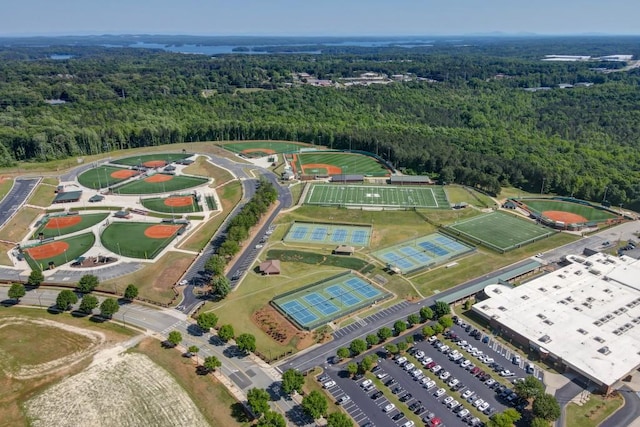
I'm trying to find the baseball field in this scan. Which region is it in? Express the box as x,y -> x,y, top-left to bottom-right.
141,195 -> 202,214
100,222 -> 183,259
32,213 -> 109,239
77,166 -> 140,190
114,175 -> 208,195
519,198 -> 618,223
221,141 -> 314,156
111,153 -> 192,167
23,232 -> 96,270
289,151 -> 390,176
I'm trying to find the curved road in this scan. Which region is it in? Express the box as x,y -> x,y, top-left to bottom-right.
0,177 -> 41,229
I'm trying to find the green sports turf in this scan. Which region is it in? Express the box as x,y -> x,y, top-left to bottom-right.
111,153 -> 191,166
296,152 -> 389,176
77,166 -> 136,190
221,141 -> 313,154
141,196 -> 202,214
32,213 -> 110,239
305,184 -> 448,208
24,232 -> 95,271
520,199 -> 618,221
114,175 -> 208,195
100,222 -> 180,259
446,211 -> 554,252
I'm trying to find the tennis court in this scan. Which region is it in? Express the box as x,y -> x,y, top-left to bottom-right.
305,184 -> 448,209
372,232 -> 475,275
445,211 -> 555,252
272,272 -> 391,330
283,221 -> 372,246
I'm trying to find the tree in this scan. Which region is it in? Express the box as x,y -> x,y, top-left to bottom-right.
327,412 -> 353,427
349,339 -> 367,356
530,418 -> 550,427
197,311 -> 218,331
438,316 -> 454,329
237,333 -> 256,353
397,341 -> 408,352
419,306 -> 434,321
366,334 -> 380,347
203,355 -> 221,373
204,254 -> 226,276
394,320 -> 407,335
384,343 -> 398,355
188,345 -> 200,364
432,323 -> 444,334
123,284 -> 138,300
56,289 -> 78,311
77,274 -> 99,293
100,298 -> 120,318
515,375 -> 545,400
8,283 -> 26,302
377,326 -> 392,342
337,347 -> 351,359
422,325 -> 434,338
464,298 -> 475,310
302,390 -> 328,420
359,355 -> 375,372
247,387 -> 270,417
167,330 -> 182,347
27,269 -> 44,287
406,335 -> 414,344
347,362 -> 358,376
79,294 -> 99,313
257,411 -> 286,427
532,393 -> 561,421
407,313 -> 420,326
211,275 -> 232,298
281,369 -> 304,395
434,301 -> 451,318
488,408 -> 522,427
218,324 -> 235,342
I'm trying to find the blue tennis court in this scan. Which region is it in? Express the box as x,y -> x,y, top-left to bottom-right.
272,272 -> 391,330
372,232 -> 475,274
284,221 -> 372,247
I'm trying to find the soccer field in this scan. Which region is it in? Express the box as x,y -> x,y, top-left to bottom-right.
305,184 -> 448,208
446,211 -> 554,252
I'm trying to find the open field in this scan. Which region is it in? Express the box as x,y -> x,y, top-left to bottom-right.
32,213 -> 109,239
26,184 -> 56,207
520,198 -> 618,222
0,178 -> 13,201
101,251 -> 194,304
0,308 -> 134,427
101,222 -> 181,259
183,155 -> 234,185
445,185 -> 496,208
0,206 -> 43,242
77,165 -> 138,190
221,141 -> 315,155
111,153 -> 191,166
115,174 -> 209,195
499,186 -> 545,200
132,338 -> 250,427
0,242 -> 13,265
446,211 -> 555,252
565,393 -> 624,427
306,184 -> 447,208
24,232 -> 96,270
141,195 -> 202,214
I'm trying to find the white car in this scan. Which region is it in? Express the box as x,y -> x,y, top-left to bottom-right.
462,389 -> 474,399
337,395 -> 351,405
255,244 -> 264,249
500,370 -> 515,377
376,372 -> 388,379
431,365 -> 442,373
415,350 -> 425,359
450,353 -> 463,362
485,378 -> 496,387
434,388 -> 446,397
448,399 -> 460,409
360,379 -> 373,388
473,398 -> 485,408
404,362 -> 415,371
458,409 -> 470,418
402,421 -> 415,427
443,396 -> 454,405
448,378 -> 459,388
422,357 -> 433,366
459,340 -> 468,347
396,356 -> 407,365
323,380 -> 337,389
439,371 -> 451,381
178,279 -> 189,286
439,345 -> 450,353
483,357 -> 495,365
479,402 -> 491,412
423,379 -> 436,389
460,359 -> 471,368
383,403 -> 396,413
427,335 -> 437,343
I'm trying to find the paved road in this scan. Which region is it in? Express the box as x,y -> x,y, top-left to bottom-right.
0,178 -> 40,229
601,385 -> 640,427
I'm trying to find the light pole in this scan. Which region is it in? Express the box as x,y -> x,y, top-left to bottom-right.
540,177 -> 545,195
603,186 -> 609,203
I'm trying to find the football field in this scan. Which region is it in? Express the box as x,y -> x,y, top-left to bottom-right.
305,184 -> 448,208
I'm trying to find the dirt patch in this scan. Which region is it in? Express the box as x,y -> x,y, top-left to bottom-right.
144,174 -> 173,183
45,216 -> 82,229
144,224 -> 181,239
543,210 -> 588,223
252,305 -> 307,347
26,241 -> 69,260
164,196 -> 193,207
302,163 -> 342,175
241,148 -> 276,156
111,170 -> 138,179
25,352 -> 209,427
142,160 -> 167,168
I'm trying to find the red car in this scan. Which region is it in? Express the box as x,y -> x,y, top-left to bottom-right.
475,369 -> 486,378
426,361 -> 437,369
429,417 -> 442,427
471,366 -> 481,375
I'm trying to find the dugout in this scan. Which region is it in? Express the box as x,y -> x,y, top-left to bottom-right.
330,174 -> 364,183
389,175 -> 433,185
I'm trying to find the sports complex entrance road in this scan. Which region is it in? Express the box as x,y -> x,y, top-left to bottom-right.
0,177 -> 40,229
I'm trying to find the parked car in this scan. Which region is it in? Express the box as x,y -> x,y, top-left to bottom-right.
371,390 -> 383,399
512,355 -> 521,365
400,393 -> 413,402
458,409 -> 470,418
434,388 -> 446,397
337,395 -> 351,405
462,389 -> 474,400
383,403 -> 396,413
323,380 -> 337,389
361,379 -> 373,388
526,363 -> 535,374
392,412 -> 404,421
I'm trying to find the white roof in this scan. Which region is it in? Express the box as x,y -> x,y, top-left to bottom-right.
473,252 -> 640,386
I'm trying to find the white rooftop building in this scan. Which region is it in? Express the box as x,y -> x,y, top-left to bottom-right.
473,252 -> 640,392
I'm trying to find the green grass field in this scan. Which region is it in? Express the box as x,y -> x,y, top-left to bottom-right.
141,196 -> 202,214
520,199 -> 618,221
77,166 -> 137,189
0,178 -> 13,202
446,211 -> 554,252
111,153 -> 191,166
114,175 -> 209,195
24,232 -> 95,271
100,222 -> 180,259
305,184 -> 448,208
295,151 -> 389,176
220,141 -> 315,154
32,213 -> 109,239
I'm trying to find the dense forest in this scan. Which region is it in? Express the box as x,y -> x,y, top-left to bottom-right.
1,36 -> 640,208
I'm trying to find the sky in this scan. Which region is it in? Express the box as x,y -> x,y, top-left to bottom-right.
1,0 -> 639,37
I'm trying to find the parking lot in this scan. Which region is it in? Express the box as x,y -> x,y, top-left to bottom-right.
332,301 -> 410,339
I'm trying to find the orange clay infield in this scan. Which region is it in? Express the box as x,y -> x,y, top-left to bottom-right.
164,196 -> 193,207
543,210 -> 588,223
241,148 -> 276,155
110,170 -> 138,179
144,174 -> 173,183
301,163 -> 342,175
45,216 -> 82,229
143,160 -> 167,168
26,241 -> 69,260
144,224 -> 181,239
